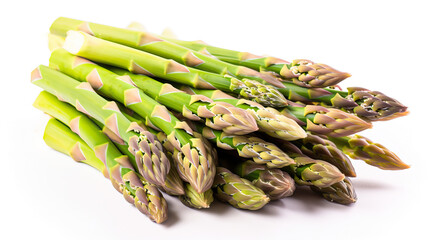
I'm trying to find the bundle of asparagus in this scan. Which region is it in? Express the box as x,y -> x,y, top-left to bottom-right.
32,17 -> 410,223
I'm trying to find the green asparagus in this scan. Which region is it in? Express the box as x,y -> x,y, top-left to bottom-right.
273,139 -> 346,187
44,118 -> 168,223
48,49 -> 216,193
160,38 -> 350,88
179,183 -> 214,209
213,167 -> 270,210
278,84 -> 408,121
61,30 -> 287,108
30,16 -> 412,218
50,17 -> 280,85
104,126 -> 185,196
284,156 -> 345,188
234,160 -> 295,200
288,133 -> 356,177
109,67 -> 259,135
192,123 -> 295,168
281,104 -> 372,137
311,177 -> 357,205
329,135 -> 410,170
32,66 -> 170,187
179,86 -> 307,141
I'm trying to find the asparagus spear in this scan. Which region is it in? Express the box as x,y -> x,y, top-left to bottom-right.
64,87 -> 184,196
224,58 -> 350,89
288,133 -> 356,177
179,183 -> 214,209
34,90 -> 173,188
37,72 -> 183,196
159,38 -> 350,88
117,102 -> 219,175
278,83 -> 408,121
284,156 -> 345,188
274,140 -> 346,188
44,118 -> 168,223
116,26 -> 406,122
329,135 -> 410,170
48,50 -> 216,193
191,122 -> 295,168
281,104 -> 372,137
118,110 -> 214,205
44,118 -> 105,173
177,81 -> 371,138
234,160 -> 296,200
50,17 -> 279,85
116,103 -> 222,183
108,67 -> 258,135
112,114 -> 186,196
179,86 -> 307,141
32,66 -> 171,187
105,126 -> 185,196
61,30 -> 287,108
213,167 -> 270,210
310,177 -> 357,205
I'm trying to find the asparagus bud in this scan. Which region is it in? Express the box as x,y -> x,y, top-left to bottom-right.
330,135 -> 410,170
179,183 -> 214,209
291,133 -> 356,177
280,59 -> 351,88
282,105 -> 372,137
235,161 -> 295,200
311,177 -> 357,205
213,167 -> 270,210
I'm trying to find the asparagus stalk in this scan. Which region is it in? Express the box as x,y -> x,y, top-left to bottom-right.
288,133 -> 356,177
160,38 -> 350,88
179,183 -> 214,209
48,50 -> 216,193
278,83 -> 408,121
34,91 -> 108,176
34,90 -> 174,187
310,177 -> 357,205
32,66 -> 170,187
44,118 -> 105,172
38,75 -> 182,196
179,86 -> 307,141
63,91 -> 184,196
48,33 -> 65,52
191,122 -> 295,168
61,30 -> 287,108
225,58 -> 350,89
109,67 -> 258,135
329,135 -> 410,170
50,17 -> 280,85
281,104 -> 372,137
117,27 -> 407,122
178,82 -> 372,138
213,167 -> 270,210
234,160 -> 296,200
44,118 -> 168,223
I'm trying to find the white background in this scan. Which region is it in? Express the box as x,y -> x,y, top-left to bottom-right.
1,0 -> 427,239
